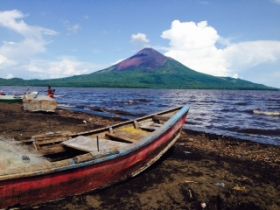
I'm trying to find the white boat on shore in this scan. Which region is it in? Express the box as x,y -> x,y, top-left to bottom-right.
0,95 -> 23,104
23,91 -> 57,112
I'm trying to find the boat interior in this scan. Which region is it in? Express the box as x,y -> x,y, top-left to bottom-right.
0,107 -> 182,177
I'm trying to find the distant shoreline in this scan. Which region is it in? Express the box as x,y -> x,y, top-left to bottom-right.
0,84 -> 278,91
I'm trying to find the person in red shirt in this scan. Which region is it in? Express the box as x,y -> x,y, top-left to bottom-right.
47,85 -> 55,98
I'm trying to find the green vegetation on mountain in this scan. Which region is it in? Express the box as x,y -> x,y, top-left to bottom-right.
0,48 -> 276,90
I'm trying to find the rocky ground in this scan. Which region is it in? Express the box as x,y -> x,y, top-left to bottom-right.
0,104 -> 279,210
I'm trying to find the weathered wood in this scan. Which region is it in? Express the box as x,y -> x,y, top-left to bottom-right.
73,149 -> 119,163
32,132 -> 73,140
133,120 -> 139,128
105,133 -> 136,143
152,123 -> 162,127
97,136 -> 100,152
63,135 -> 129,153
152,115 -> 170,123
38,145 -> 66,155
34,138 -> 67,146
139,122 -> 162,132
62,136 -> 97,152
75,106 -> 183,137
32,132 -> 73,151
73,153 -> 93,163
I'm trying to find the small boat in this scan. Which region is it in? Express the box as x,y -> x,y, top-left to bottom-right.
0,95 -> 23,104
0,105 -> 189,208
22,91 -> 57,112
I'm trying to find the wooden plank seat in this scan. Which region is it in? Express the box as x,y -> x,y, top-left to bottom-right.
62,135 -> 129,153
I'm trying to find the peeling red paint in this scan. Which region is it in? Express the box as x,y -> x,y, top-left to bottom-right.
0,117 -> 186,208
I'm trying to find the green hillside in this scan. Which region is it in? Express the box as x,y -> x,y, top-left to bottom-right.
0,48 -> 277,90
37,59 -> 271,89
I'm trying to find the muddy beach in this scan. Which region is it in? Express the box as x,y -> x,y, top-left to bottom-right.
0,104 -> 279,210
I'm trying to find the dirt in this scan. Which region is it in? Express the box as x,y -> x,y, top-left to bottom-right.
0,104 -> 279,210
0,104 -> 119,140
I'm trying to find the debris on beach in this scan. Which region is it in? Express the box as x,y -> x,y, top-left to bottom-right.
201,202 -> 207,209
215,182 -> 225,188
232,185 -> 248,193
184,180 -> 198,184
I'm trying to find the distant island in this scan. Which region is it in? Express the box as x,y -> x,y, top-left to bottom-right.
0,48 -> 277,90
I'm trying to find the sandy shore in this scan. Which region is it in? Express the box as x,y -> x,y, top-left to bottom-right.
0,104 -> 279,210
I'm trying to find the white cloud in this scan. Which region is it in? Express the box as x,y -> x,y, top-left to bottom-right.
26,58 -> 97,79
0,10 -> 56,37
0,10 -> 99,79
161,20 -> 280,79
131,33 -> 150,45
0,10 -> 94,79
0,9 -> 57,71
161,20 -> 228,76
0,54 -> 7,66
223,41 -> 280,71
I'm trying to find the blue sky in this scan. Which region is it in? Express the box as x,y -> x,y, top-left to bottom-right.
0,0 -> 280,87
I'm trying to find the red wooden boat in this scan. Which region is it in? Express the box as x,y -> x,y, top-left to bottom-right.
0,105 -> 189,208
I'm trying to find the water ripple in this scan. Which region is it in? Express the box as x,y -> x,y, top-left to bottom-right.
2,87 -> 280,145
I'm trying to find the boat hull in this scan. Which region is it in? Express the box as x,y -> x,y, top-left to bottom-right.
0,96 -> 22,104
0,107 -> 188,208
23,96 -> 57,112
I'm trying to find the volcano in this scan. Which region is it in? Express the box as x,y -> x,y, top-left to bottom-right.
115,48 -> 168,71
0,48 -> 275,90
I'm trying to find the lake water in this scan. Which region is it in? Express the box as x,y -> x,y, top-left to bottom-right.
2,87 -> 280,145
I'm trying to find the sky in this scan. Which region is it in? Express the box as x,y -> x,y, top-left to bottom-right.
0,0 -> 280,88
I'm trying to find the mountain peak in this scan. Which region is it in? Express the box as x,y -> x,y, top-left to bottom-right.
115,48 -> 168,71
135,48 -> 163,55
